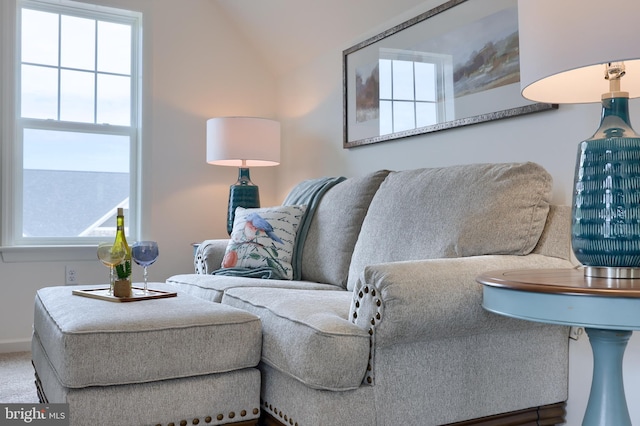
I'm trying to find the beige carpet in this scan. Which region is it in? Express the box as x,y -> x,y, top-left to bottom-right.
0,351 -> 39,403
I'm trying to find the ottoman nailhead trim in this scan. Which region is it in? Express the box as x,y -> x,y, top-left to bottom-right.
151,407 -> 259,426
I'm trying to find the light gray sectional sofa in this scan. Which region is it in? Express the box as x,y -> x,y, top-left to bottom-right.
167,162 -> 575,426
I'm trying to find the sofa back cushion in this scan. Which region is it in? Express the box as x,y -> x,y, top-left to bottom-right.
301,170 -> 390,288
346,162 -> 553,290
532,204 -> 573,261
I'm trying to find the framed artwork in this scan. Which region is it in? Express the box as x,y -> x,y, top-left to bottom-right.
342,0 -> 556,148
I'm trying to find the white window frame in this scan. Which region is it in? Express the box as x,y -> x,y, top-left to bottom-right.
1,0 -> 142,255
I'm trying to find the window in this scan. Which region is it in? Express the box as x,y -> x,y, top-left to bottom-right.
3,0 -> 141,246
378,49 -> 454,136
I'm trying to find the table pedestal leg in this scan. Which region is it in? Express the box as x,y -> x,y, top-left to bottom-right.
583,328 -> 632,426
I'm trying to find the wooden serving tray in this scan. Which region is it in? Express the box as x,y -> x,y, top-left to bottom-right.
72,287 -> 177,303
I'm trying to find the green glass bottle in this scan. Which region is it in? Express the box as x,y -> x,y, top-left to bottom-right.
113,208 -> 132,296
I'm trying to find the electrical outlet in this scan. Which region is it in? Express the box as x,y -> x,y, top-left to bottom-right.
569,326 -> 584,341
65,266 -> 78,285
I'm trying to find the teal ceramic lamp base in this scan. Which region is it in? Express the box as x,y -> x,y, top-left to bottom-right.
572,95 -> 640,277
227,167 -> 260,235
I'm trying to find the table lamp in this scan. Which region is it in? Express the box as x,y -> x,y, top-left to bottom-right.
518,0 -> 640,278
206,117 -> 281,235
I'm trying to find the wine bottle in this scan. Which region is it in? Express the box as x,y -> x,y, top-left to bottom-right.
113,208 -> 132,294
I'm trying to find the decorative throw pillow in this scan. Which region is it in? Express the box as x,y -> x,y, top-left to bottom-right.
220,205 -> 307,280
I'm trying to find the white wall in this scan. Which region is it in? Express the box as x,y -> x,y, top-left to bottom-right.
0,0 -> 278,351
3,0 -> 640,424
275,12 -> 640,426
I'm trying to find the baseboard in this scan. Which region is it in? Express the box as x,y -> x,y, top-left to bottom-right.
0,338 -> 31,353
260,401 -> 567,426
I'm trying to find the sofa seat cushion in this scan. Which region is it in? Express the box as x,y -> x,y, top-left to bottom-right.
222,288 -> 370,391
347,162 -> 553,290
167,273 -> 341,303
34,285 -> 262,388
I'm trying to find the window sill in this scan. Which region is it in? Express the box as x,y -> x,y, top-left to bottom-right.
0,245 -> 98,262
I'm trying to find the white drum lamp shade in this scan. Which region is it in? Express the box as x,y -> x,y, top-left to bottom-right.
206,117 -> 280,167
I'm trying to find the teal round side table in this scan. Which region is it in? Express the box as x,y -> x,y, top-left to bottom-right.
477,268 -> 640,426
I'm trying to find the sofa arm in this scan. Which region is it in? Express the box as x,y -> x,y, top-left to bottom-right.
350,254 -> 574,349
194,239 -> 229,274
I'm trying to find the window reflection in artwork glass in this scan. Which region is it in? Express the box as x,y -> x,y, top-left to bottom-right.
356,51 -> 450,136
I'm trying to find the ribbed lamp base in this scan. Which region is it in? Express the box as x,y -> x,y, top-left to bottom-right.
572,96 -> 640,272
227,168 -> 260,235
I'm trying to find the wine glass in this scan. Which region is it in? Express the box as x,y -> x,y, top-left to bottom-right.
131,241 -> 159,295
97,242 -> 126,295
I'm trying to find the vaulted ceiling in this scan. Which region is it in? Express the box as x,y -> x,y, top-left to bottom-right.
215,0 -> 433,76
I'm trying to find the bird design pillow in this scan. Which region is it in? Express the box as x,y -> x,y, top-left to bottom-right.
221,205 -> 307,280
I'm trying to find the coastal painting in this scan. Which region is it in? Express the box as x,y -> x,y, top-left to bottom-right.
343,0 -> 556,148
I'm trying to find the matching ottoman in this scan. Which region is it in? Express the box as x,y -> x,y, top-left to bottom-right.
31,285 -> 262,426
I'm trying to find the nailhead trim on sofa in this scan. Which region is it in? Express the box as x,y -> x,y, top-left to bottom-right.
262,399 -> 298,426
351,284 -> 384,386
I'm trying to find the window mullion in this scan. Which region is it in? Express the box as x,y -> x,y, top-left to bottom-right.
93,18 -> 98,124
413,62 -> 417,128
390,61 -> 395,133
56,12 -> 61,121
19,117 -> 130,136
